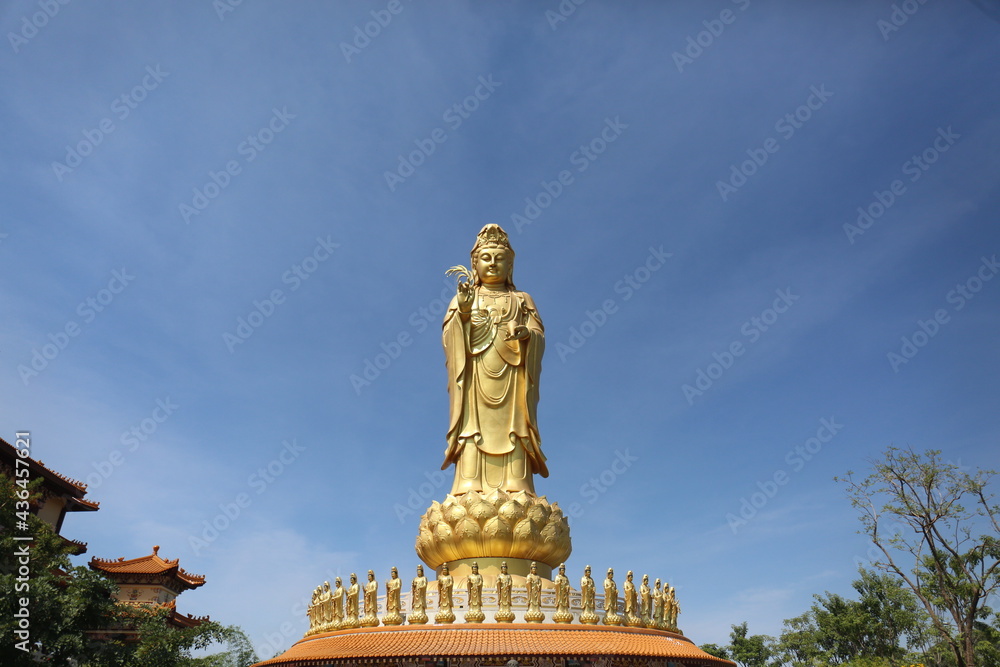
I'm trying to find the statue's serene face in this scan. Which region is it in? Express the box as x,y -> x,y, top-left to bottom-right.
475,246 -> 511,286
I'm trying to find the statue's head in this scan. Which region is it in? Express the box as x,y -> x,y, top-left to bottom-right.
654,578 -> 661,588
323,581 -> 330,591
391,566 -> 398,578
607,568 -> 614,578
584,565 -> 591,576
441,563 -> 450,575
642,574 -> 649,585
530,561 -> 537,574
627,570 -> 633,581
350,573 -> 357,584
501,561 -> 508,573
336,577 -> 342,587
471,224 -> 515,288
559,562 -> 566,575
417,565 -> 424,576
368,570 -> 375,581
472,562 -> 479,574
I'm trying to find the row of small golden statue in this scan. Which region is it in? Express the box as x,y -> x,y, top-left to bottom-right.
306,562 -> 680,636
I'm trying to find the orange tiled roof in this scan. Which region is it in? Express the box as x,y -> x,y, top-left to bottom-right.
90,546 -> 205,588
256,624 -> 734,666
0,437 -> 99,510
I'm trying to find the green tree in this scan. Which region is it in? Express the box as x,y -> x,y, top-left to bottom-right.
728,622 -> 775,667
1,473 -> 257,667
700,643 -> 730,659
773,568 -> 929,666
837,447 -> 1000,667
1,475 -> 119,666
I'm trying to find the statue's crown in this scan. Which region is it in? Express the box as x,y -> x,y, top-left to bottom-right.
474,224 -> 511,251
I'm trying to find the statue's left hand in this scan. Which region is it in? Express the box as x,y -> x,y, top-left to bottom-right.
506,322 -> 529,340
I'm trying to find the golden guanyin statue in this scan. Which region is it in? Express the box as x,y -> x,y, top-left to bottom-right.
331,577 -> 345,630
344,574 -> 360,629
435,563 -> 456,624
603,568 -> 622,626
524,561 -> 545,623
553,563 -> 573,623
494,561 -> 514,623
652,578 -> 663,629
465,562 -> 485,623
579,565 -> 598,625
383,567 -> 403,626
640,574 -> 652,627
441,224 -> 547,495
361,570 -> 379,627
624,570 -> 642,627
409,565 -> 428,625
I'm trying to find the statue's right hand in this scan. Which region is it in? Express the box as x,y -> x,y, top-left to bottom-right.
457,281 -> 474,312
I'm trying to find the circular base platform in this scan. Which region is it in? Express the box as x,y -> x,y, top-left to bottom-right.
255,623 -> 733,667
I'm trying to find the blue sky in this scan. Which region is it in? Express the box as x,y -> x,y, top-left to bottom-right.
3,0 -> 999,657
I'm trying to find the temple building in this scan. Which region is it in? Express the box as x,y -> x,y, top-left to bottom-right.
90,546 -> 211,636
256,226 -> 731,667
0,435 -> 98,554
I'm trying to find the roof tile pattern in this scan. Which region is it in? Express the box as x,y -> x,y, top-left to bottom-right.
90,546 -> 205,588
256,624 -> 733,666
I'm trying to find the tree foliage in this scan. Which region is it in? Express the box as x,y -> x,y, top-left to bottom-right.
837,447 -> 1000,667
0,473 -> 257,667
773,568 -> 928,666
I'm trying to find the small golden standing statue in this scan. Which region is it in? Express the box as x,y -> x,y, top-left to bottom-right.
361,570 -> 379,627
524,561 -> 545,623
441,224 -> 547,495
553,563 -> 573,624
494,561 -> 515,623
464,562 -> 485,623
624,570 -> 642,627
658,582 -> 671,631
383,567 -> 403,626
665,585 -> 679,632
603,568 -> 622,626
651,578 -> 663,630
331,577 -> 345,631
639,574 -> 652,628
409,565 -> 428,625
435,563 -> 456,624
306,585 -> 321,634
579,565 -> 598,625
344,573 -> 360,629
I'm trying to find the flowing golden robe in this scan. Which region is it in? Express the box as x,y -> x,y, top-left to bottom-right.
442,288 -> 547,494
